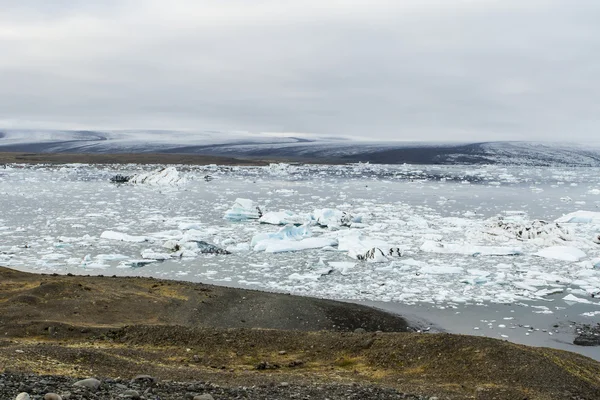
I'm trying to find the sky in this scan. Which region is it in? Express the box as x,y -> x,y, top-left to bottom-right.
0,0 -> 599,142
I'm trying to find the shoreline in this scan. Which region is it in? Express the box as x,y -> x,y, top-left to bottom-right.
2,266 -> 600,399
0,152 -> 340,166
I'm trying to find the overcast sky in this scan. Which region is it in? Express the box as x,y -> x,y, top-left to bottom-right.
1,0 -> 599,141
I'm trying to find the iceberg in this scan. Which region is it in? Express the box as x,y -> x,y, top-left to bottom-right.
482,217 -> 572,242
100,231 -> 150,243
224,198 -> 263,221
163,239 -> 230,255
259,211 -> 309,226
262,237 -> 338,253
420,241 -> 522,256
251,224 -> 312,249
338,233 -> 403,262
534,246 -> 586,262
555,211 -> 600,224
251,224 -> 336,253
128,167 -> 187,185
141,249 -> 172,260
312,208 -> 358,228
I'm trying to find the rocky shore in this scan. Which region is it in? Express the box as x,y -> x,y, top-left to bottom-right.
1,267 -> 600,400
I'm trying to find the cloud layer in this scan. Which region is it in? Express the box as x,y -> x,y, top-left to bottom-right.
1,0 -> 599,141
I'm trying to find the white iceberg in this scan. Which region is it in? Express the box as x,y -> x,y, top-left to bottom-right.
312,208 -> 358,228
534,246 -> 586,262
262,237 -> 339,253
128,167 -> 187,185
100,231 -> 150,243
251,224 -> 337,253
224,198 -> 262,221
251,225 -> 312,249
259,211 -> 309,226
338,233 -> 403,263
141,249 -> 172,260
555,211 -> 600,224
420,241 -> 522,256
563,294 -> 594,304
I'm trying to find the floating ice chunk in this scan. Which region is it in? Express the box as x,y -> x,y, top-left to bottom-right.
593,258 -> 600,269
263,237 -> 338,253
128,167 -> 187,185
224,198 -> 262,221
100,231 -> 149,243
259,211 -> 309,226
582,311 -> 600,317
420,265 -> 464,274
177,240 -> 231,255
534,246 -> 586,262
535,288 -> 564,297
95,254 -> 129,261
338,233 -> 402,262
563,294 -> 594,304
351,247 -> 403,262
312,208 -> 356,228
119,259 -> 157,268
420,241 -> 522,256
329,261 -> 357,275
555,211 -> 600,224
141,249 -> 172,260
178,222 -> 203,230
251,224 -> 312,249
481,217 -> 572,242
226,242 -> 250,253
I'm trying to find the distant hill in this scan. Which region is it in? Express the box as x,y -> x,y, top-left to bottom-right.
2,130 -> 600,166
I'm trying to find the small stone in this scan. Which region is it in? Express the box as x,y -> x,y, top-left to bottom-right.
130,375 -> 156,384
44,394 -> 62,400
15,393 -> 31,400
354,328 -> 366,334
122,389 -> 140,399
279,382 -> 290,387
278,350 -> 287,355
193,395 -> 214,400
73,378 -> 101,390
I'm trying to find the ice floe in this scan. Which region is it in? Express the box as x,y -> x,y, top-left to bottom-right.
420,241 -> 522,256
555,211 -> 600,224
224,198 -> 263,221
258,211 -> 309,226
535,246 -> 587,262
101,231 -> 150,243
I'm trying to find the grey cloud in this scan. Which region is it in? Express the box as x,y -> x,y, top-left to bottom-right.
0,0 -> 599,141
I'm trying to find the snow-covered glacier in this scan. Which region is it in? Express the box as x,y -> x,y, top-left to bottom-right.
3,130 -> 600,166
